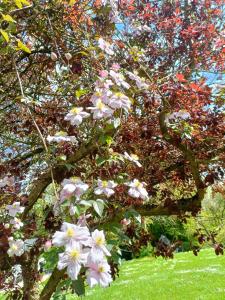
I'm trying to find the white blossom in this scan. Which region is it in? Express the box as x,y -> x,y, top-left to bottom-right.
64,107 -> 90,126
86,257 -> 112,288
7,238 -> 24,257
10,217 -> 24,230
98,38 -> 114,55
94,179 -> 117,198
52,222 -> 90,247
127,179 -> 148,200
57,242 -> 88,280
60,178 -> 89,202
87,99 -> 113,119
89,229 -> 111,258
127,71 -> 149,90
0,176 -> 14,188
124,152 -> 142,167
107,92 -> 131,111
6,202 -> 25,217
47,134 -> 77,143
109,70 -> 130,89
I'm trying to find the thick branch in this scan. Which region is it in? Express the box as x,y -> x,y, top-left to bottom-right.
159,107 -> 204,192
40,267 -> 65,300
105,193 -> 202,227
22,128 -> 115,220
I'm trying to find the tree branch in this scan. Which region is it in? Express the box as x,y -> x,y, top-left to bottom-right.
22,128 -> 115,220
40,267 -> 65,300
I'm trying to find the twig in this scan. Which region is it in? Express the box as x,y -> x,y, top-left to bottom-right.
13,58 -> 59,201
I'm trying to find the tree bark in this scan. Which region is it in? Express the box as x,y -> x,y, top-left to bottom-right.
21,257 -> 39,300
40,267 -> 65,300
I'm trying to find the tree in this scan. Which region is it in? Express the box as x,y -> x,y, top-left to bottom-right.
0,0 -> 224,298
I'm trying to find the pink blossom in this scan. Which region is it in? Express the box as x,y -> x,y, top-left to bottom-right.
87,99 -> 113,119
44,240 -> 52,251
64,107 -> 90,126
99,70 -> 108,78
109,70 -> 130,89
127,179 -> 149,200
57,242 -> 88,280
89,229 -> 111,258
111,63 -> 120,71
94,179 -> 117,197
60,178 -> 89,202
98,38 -> 114,55
86,257 -> 112,288
52,222 -> 90,247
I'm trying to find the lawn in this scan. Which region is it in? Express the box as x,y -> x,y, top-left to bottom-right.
1,249 -> 225,300
68,248 -> 225,300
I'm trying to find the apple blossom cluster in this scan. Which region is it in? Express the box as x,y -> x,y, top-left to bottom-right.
52,222 -> 112,287
0,177 -> 26,257
4,200 -> 26,257
5,201 -> 24,230
63,65 -> 132,127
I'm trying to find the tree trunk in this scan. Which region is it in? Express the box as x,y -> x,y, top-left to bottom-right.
21,258 -> 39,300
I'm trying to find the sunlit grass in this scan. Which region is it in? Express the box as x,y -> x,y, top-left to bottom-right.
67,248 -> 225,300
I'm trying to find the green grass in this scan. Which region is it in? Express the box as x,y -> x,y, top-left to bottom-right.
1,249 -> 225,300
67,249 -> 225,300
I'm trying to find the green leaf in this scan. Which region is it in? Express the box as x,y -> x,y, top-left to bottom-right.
1,14 -> 16,23
21,0 -> 30,5
96,157 -> 107,166
15,0 -> 30,8
99,134 -> 113,146
124,208 -> 141,223
0,29 -> 9,43
79,200 -> 92,207
17,40 -> 31,53
75,89 -> 88,99
72,275 -> 85,296
93,199 -> 104,216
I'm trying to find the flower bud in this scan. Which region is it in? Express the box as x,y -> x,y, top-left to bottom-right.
65,52 -> 72,61
50,52 -> 58,61
4,223 -> 10,229
44,240 -> 52,251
